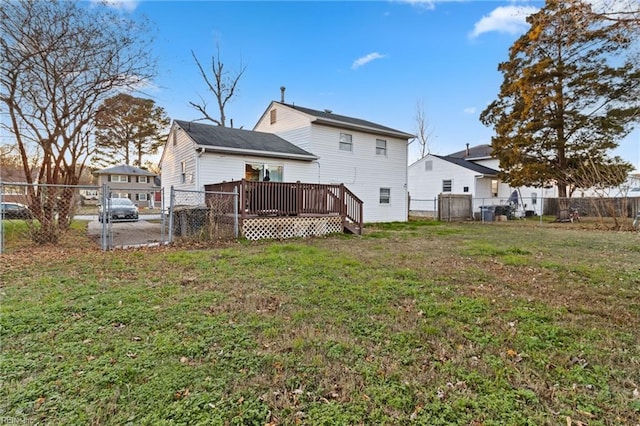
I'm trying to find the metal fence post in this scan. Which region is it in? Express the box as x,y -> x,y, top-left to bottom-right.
168,186 -> 175,242
100,184 -> 108,251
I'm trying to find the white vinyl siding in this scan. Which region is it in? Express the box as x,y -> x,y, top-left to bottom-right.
254,103 -> 410,223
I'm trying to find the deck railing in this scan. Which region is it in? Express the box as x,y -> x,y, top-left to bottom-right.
204,179 -> 363,234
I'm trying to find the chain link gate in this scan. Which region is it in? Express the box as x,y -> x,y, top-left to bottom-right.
99,184 -> 168,250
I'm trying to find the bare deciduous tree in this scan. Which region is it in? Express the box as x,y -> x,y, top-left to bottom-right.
413,100 -> 434,159
0,0 -> 156,242
189,45 -> 246,127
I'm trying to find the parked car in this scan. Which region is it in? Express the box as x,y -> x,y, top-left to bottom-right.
0,202 -> 33,219
98,198 -> 139,222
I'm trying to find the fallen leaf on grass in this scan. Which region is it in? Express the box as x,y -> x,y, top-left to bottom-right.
86,355 -> 96,362
174,388 -> 189,400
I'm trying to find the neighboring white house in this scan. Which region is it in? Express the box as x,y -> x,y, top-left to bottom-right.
160,101 -> 414,223
408,144 -> 555,217
253,101 -> 414,222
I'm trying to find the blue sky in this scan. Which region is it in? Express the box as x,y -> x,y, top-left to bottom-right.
103,0 -> 640,169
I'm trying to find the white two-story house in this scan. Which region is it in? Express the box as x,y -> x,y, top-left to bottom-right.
160,100 -> 414,223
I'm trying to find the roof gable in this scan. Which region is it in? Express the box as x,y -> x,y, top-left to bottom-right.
175,120 -> 318,161
272,102 -> 415,139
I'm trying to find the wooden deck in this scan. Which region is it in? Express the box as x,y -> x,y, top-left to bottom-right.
204,180 -> 363,236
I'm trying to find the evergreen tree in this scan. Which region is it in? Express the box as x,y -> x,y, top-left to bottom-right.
480,0 -> 640,197
93,93 -> 169,167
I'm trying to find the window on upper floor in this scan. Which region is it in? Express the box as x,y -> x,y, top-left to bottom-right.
376,139 -> 387,156
110,175 -> 128,183
442,179 -> 452,193
270,109 -> 277,124
137,176 -> 149,184
425,160 -> 433,171
339,133 -> 353,152
380,187 -> 391,204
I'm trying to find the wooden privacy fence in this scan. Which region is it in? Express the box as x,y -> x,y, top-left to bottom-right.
544,197 -> 640,219
438,194 -> 473,222
204,180 -> 363,235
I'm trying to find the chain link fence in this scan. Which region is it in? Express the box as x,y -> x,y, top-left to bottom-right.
1,182 -> 169,253
169,187 -> 238,243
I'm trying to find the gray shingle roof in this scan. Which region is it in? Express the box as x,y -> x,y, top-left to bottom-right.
435,155 -> 498,176
94,165 -> 156,176
175,120 -> 318,161
277,102 -> 415,139
447,144 -> 493,159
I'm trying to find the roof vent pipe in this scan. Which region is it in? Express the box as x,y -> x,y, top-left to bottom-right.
465,143 -> 470,157
280,86 -> 286,103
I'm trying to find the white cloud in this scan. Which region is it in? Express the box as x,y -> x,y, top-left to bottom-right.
398,0 -> 437,10
470,5 -> 539,38
464,107 -> 476,115
90,0 -> 139,12
351,52 -> 386,70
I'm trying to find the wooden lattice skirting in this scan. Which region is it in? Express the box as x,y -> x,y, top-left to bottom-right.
242,216 -> 343,241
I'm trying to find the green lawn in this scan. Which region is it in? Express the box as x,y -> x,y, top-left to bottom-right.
1,220 -> 639,425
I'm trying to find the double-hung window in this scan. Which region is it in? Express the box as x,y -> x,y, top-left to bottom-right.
111,175 -> 128,183
379,188 -> 391,204
339,133 -> 353,152
376,139 -> 387,156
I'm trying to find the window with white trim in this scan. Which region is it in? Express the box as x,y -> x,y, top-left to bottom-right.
111,175 -> 128,183
339,133 -> 353,152
491,179 -> 498,197
137,176 -> 149,184
136,193 -> 148,201
379,187 -> 391,204
111,193 -> 129,199
376,139 -> 387,156
442,179 -> 452,193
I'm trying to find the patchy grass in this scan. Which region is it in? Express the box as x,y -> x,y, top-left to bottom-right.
1,220 -> 639,425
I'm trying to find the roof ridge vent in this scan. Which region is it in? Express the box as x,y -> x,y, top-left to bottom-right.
324,109 -> 332,114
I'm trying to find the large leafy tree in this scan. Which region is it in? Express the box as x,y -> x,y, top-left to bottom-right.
0,0 -> 155,241
480,0 -> 640,197
93,93 -> 169,168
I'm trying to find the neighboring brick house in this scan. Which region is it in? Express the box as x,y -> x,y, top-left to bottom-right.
93,165 -> 159,206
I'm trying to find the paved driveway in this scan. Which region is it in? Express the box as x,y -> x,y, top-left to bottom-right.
87,220 -> 165,248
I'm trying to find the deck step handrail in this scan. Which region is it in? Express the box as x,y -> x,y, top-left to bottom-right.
204,180 -> 363,235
